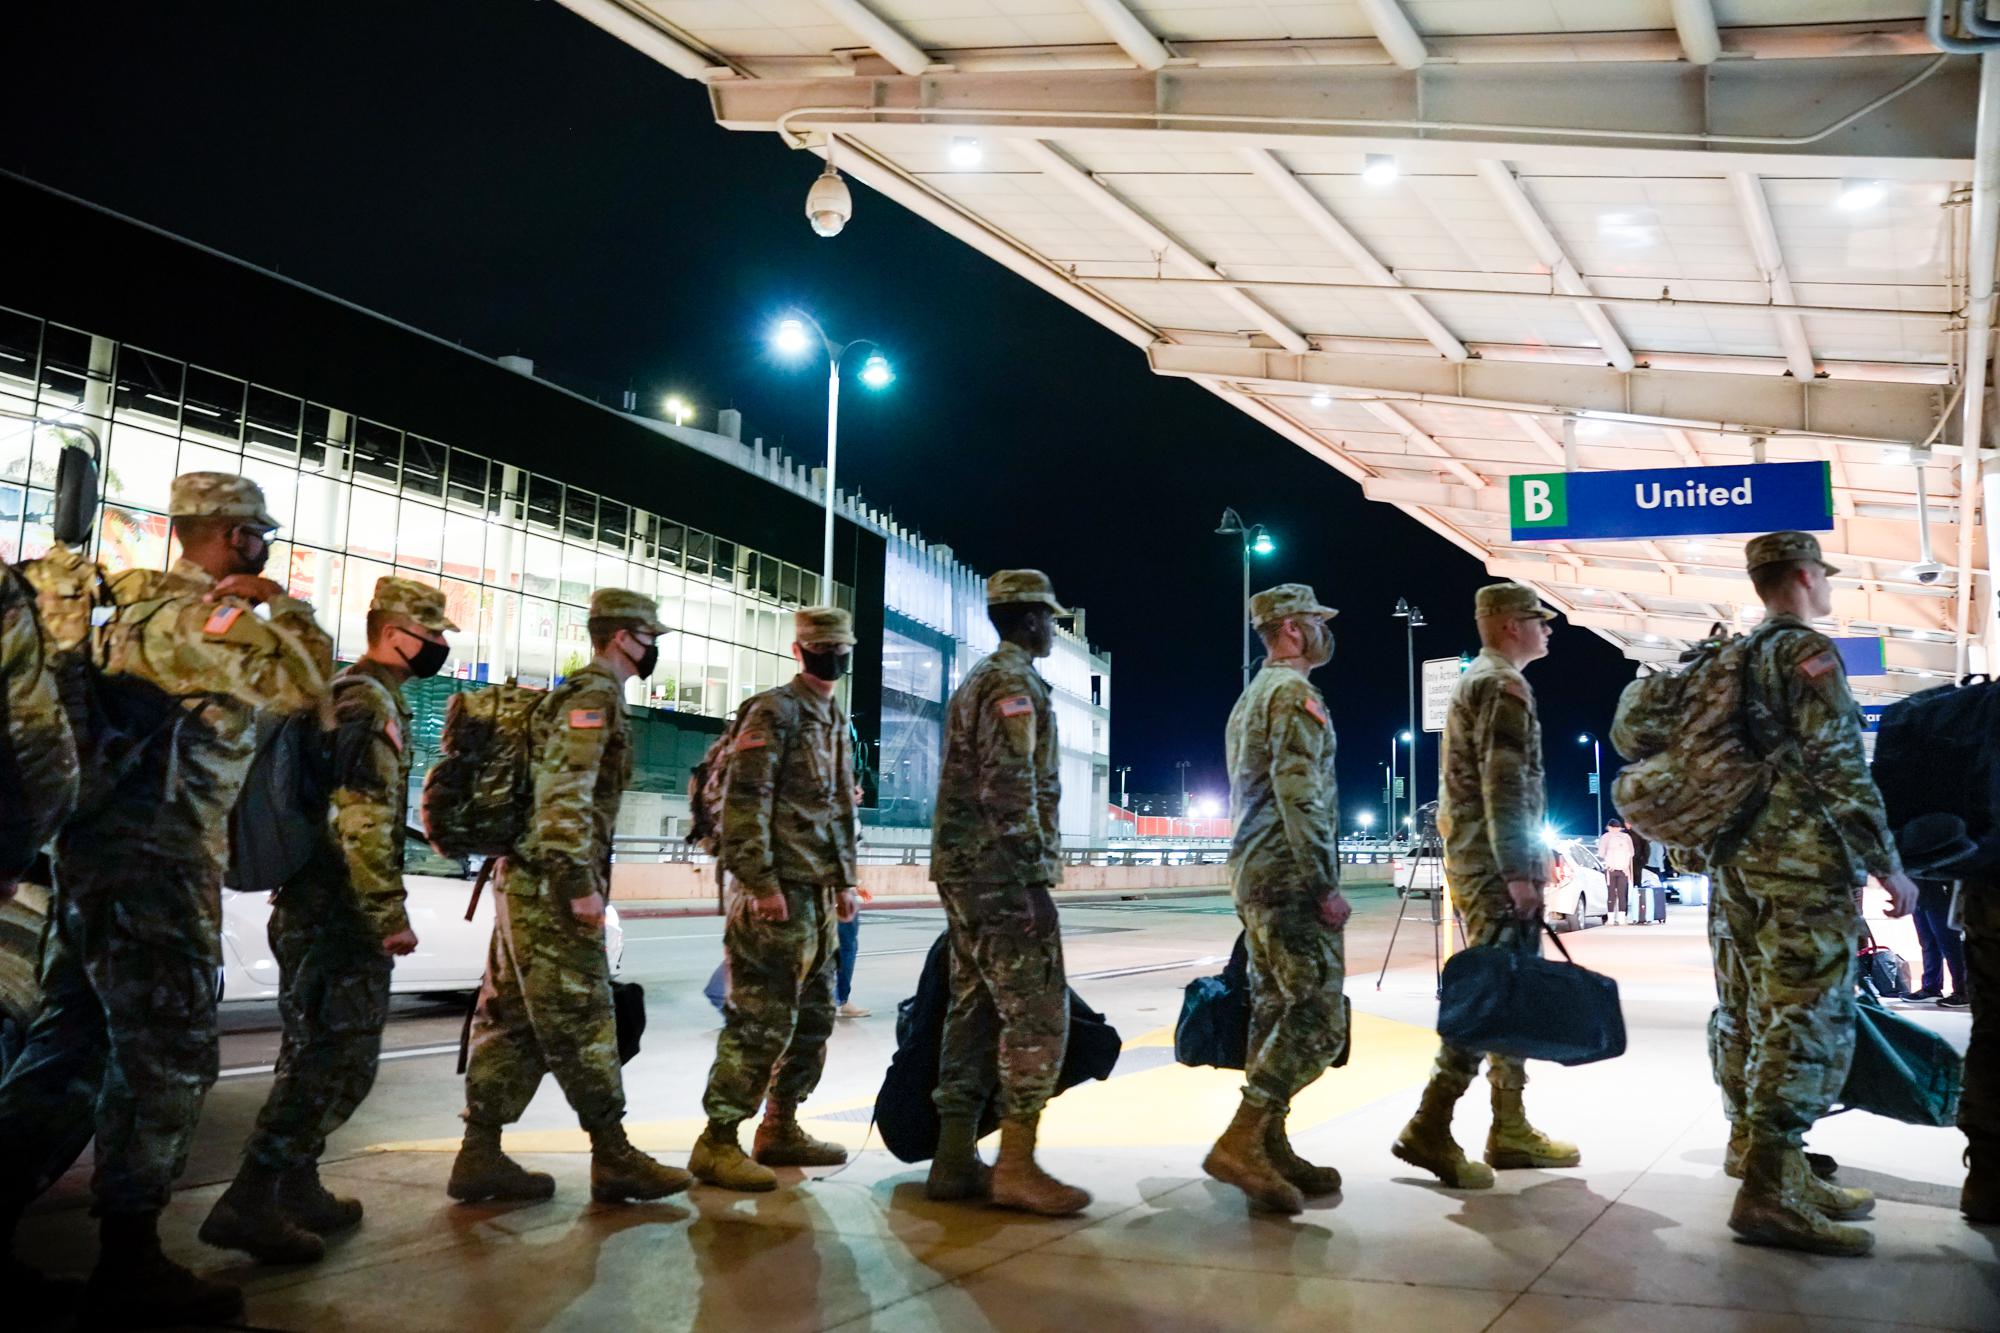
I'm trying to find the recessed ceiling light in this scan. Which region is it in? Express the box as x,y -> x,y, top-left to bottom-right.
1362,153 -> 1398,186
1837,179 -> 1886,211
1310,391 -> 1331,408
949,137 -> 983,168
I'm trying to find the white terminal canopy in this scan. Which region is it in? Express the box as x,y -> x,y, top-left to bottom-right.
557,0 -> 2000,700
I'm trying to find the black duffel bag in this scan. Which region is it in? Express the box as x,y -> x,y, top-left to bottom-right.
1175,930 -> 1351,1072
1437,920 -> 1625,1066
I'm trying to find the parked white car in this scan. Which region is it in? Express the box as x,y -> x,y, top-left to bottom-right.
218,846 -> 624,1003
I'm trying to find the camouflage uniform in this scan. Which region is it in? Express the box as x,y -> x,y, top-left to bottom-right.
702,610 -> 859,1130
1226,584 -> 1346,1112
1430,637 -> 1551,1100
1961,878 -> 1999,1180
1708,563 -> 1899,1151
0,474 -> 329,1220
239,579 -> 456,1175
932,575 -> 1067,1122
0,562 -> 77,878
461,590 -> 658,1136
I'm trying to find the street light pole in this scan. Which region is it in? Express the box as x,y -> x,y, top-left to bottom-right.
1117,765 -> 1131,809
821,359 -> 839,597
1215,509 -> 1275,690
772,313 -> 893,603
1387,736 -> 1399,840
1176,759 -> 1192,816
1579,732 -> 1603,830
1392,598 -> 1426,811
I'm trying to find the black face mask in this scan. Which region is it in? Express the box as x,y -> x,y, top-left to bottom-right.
626,638 -> 660,681
800,646 -> 850,682
400,631 -> 450,679
1300,619 -> 1335,669
234,526 -> 272,577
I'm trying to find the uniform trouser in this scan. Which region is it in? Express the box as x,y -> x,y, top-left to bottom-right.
1960,884 -> 2000,1145
0,861 -> 218,1217
1423,882 -> 1533,1101
240,893 -> 393,1172
1238,892 -> 1347,1112
462,885 -> 624,1132
701,882 -> 839,1128
1706,864 -> 1860,1147
836,917 -> 860,1005
933,881 -> 1068,1121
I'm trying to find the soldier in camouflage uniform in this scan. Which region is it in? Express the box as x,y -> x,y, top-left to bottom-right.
202,577 -> 457,1263
451,587 -> 691,1206
1961,879 -> 1999,1224
926,570 -> 1089,1216
1394,582 -> 1581,1191
1203,584 -> 1349,1215
0,562 -> 77,895
690,606 -> 862,1192
0,473 -> 330,1326
1708,532 -> 1918,1256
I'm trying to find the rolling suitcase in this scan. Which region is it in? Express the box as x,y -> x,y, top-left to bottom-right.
1644,879 -> 1667,924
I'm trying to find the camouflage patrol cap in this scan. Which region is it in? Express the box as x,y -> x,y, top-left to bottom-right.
1745,530 -> 1839,576
1475,581 -> 1556,621
1249,583 -> 1338,631
588,587 -> 667,634
987,569 -> 1070,615
795,605 -> 856,647
168,471 -> 279,529
371,576 -> 459,632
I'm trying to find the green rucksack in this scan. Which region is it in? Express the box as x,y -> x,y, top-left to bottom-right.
1609,624 -> 1794,856
419,682 -> 544,859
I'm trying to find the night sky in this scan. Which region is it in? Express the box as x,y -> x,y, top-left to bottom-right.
4,1 -> 1635,832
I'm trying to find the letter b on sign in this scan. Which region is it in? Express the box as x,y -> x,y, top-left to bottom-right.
1510,473 -> 1568,531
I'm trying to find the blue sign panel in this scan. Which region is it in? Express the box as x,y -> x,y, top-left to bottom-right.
1831,637 -> 1886,678
1508,461 -> 1832,542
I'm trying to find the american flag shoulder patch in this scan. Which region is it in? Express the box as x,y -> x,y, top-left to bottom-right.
569,708 -> 605,729
1304,698 -> 1327,726
998,695 -> 1034,718
1800,651 -> 1839,679
735,730 -> 769,751
202,605 -> 243,636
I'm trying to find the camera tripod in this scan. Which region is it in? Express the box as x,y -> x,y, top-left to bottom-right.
1373,834 -> 1465,999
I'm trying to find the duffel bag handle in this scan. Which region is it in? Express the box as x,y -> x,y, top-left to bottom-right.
1539,918 -> 1576,964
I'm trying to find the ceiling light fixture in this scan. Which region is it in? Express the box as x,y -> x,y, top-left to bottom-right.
948,136 -> 983,168
1837,179 -> 1887,211
1362,153 -> 1398,186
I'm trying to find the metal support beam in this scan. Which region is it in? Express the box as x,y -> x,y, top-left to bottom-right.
1671,0 -> 1722,66
1146,342 -> 1947,444
1957,51 -> 2000,676
1661,426 -> 1707,466
554,0 -> 723,79
812,0 -> 933,76
1475,161 -> 1636,371
1237,148 -> 1468,361
1357,400 -> 1486,487
1727,172 -> 1820,381
1012,138 -> 1309,352
1078,0 -> 1173,72
1356,0 -> 1429,71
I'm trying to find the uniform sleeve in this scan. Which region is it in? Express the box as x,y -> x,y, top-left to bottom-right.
1034,691 -> 1062,872
1268,681 -> 1340,892
198,603 -> 331,723
1478,678 -> 1547,883
1,575 -> 78,874
525,682 -> 618,901
1779,635 -> 1903,879
328,682 -> 411,938
266,596 -> 336,680
720,695 -> 785,892
975,670 -> 1050,883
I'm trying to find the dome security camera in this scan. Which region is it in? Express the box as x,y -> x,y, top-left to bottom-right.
1911,560 -> 1946,585
806,164 -> 852,238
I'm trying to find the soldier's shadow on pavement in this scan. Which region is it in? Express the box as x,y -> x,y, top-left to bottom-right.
688,1191 -> 864,1331
883,1178 -> 1081,1248
1431,1175 -> 1674,1245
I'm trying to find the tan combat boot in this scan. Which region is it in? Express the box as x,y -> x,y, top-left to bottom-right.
590,1122 -> 694,1202
198,1164 -> 326,1264
1265,1109 -> 1341,1197
1964,1137 -> 2000,1225
991,1114 -> 1092,1217
84,1211 -> 244,1328
447,1121 -> 556,1203
690,1122 -> 778,1192
1795,1151 -> 1873,1220
279,1162 -> 363,1234
1485,1087 -> 1581,1169
1728,1140 -> 1873,1257
1726,1123 -> 1841,1185
1202,1098 -> 1304,1214
754,1104 -> 849,1167
926,1116 -> 991,1202
1392,1080 -> 1495,1189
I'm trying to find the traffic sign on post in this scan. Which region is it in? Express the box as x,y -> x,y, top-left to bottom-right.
1509,461 -> 1832,543
1421,656 -> 1463,733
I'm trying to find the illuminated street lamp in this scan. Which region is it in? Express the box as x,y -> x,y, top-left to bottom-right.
1579,732 -> 1603,831
1216,507 -> 1279,689
664,395 -> 693,427
771,312 -> 895,598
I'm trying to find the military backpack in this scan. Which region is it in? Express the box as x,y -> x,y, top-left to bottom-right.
419,682 -> 544,859
686,698 -> 763,856
1609,623 -> 1794,856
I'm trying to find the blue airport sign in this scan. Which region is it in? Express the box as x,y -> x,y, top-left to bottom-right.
1508,461 -> 1832,542
1831,637 -> 1886,678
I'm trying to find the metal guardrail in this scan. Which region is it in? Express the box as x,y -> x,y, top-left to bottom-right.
610,835 -> 1407,870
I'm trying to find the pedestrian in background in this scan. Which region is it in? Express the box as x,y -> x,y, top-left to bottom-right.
1908,878 -> 1968,1007
1599,817 -> 1635,925
836,889 -> 871,1018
